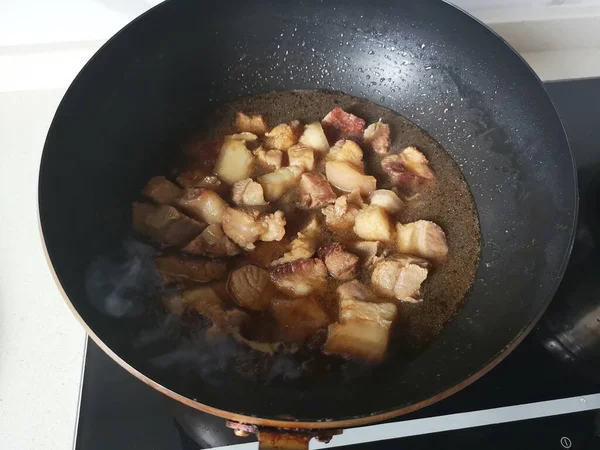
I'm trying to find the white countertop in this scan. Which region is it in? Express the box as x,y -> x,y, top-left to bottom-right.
1,2 -> 600,450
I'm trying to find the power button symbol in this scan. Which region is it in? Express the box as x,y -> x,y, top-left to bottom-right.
560,437 -> 572,448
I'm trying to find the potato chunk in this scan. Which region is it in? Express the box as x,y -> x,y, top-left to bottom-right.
264,121 -> 302,150
326,139 -> 364,170
181,224 -> 239,257
288,144 -> 315,171
369,189 -> 404,214
298,121 -> 330,153
271,297 -> 330,343
353,206 -> 393,241
300,173 -> 337,209
132,202 -> 204,247
177,188 -> 228,225
396,220 -> 448,265
235,112 -> 267,135
215,137 -> 255,184
141,176 -> 182,206
270,258 -> 328,297
221,207 -> 265,250
228,265 -> 276,311
257,166 -> 303,201
363,121 -> 391,154
325,161 -> 376,195
154,255 -> 227,285
318,243 -> 359,280
232,178 -> 268,206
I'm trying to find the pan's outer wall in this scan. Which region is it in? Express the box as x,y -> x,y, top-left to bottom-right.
39,0 -> 576,425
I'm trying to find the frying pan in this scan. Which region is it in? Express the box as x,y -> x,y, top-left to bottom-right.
38,0 -> 577,446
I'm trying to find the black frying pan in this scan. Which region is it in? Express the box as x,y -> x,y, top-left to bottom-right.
38,0 -> 577,445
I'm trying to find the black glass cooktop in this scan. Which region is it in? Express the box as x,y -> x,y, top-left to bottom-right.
75,79 -> 600,450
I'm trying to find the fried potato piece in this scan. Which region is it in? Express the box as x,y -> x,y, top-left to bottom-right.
235,112 -> 267,135
215,137 -> 255,184
298,121 -> 330,153
353,206 -> 393,241
228,265 -> 276,311
271,297 -> 330,344
270,258 -> 328,297
154,254 -> 227,285
396,220 -> 448,265
258,166 -> 303,201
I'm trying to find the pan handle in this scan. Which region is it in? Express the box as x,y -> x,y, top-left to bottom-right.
227,421 -> 342,449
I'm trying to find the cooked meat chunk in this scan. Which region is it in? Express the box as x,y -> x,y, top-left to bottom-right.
177,188 -> 228,225
369,189 -> 404,214
182,224 -> 239,257
318,243 -> 359,280
353,206 -> 393,241
321,107 -> 365,141
336,279 -> 376,303
259,211 -> 286,242
215,137 -> 255,184
322,194 -> 361,233
288,144 -> 315,171
271,297 -> 330,344
177,166 -> 222,190
232,178 -> 268,206
396,220 -> 449,265
326,139 -> 364,170
235,112 -> 267,135
323,321 -> 392,363
264,120 -> 302,150
155,255 -> 227,285
132,202 -> 204,246
393,254 -> 431,269
272,217 -> 320,264
381,146 -> 434,187
270,258 -> 328,297
257,166 -> 303,201
325,161 -> 376,195
254,147 -> 283,171
141,176 -> 182,206
228,265 -> 276,311
339,296 -> 397,327
346,241 -> 388,270
371,258 -> 428,302
298,121 -> 330,153
221,207 -> 265,250
300,173 -> 336,209
363,121 -> 391,154
246,239 -> 290,268
229,132 -> 258,142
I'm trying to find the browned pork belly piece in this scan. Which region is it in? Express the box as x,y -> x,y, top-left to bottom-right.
322,193 -> 361,234
181,224 -> 239,257
325,161 -> 376,195
287,143 -> 315,171
246,239 -> 290,268
231,178 -> 268,206
321,107 -> 365,142
318,243 -> 359,281
258,166 -> 304,201
176,165 -> 222,190
132,202 -> 204,246
215,137 -> 255,184
270,258 -> 328,297
272,217 -> 320,264
346,241 -> 388,270
227,265 -> 276,311
363,121 -> 391,154
396,220 -> 449,265
271,296 -> 330,344
154,254 -> 227,285
368,189 -> 404,214
371,258 -> 428,303
235,112 -> 268,135
221,207 -> 265,250
299,173 -> 337,209
338,294 -> 397,328
141,176 -> 182,206
326,139 -> 364,170
353,206 -> 393,241
263,120 -> 302,150
254,147 -> 283,171
381,146 -> 434,188
259,211 -> 286,242
177,188 -> 228,224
